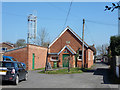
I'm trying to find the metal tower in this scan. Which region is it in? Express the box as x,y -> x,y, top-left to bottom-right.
27,14 -> 37,44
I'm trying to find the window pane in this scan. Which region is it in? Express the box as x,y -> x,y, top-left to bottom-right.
12,58 -> 17,61
2,48 -> 7,51
6,58 -> 11,61
2,62 -> 14,67
51,57 -> 58,60
52,57 -> 56,59
17,63 -> 23,68
79,56 -> 82,59
79,51 -> 82,55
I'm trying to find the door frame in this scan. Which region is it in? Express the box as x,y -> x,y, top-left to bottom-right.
62,54 -> 70,67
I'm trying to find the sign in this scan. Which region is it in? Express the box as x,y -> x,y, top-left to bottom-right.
66,41 -> 70,44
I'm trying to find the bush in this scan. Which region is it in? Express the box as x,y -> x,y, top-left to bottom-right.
110,36 -> 120,56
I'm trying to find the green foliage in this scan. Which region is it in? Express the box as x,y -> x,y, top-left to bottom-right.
110,36 -> 120,56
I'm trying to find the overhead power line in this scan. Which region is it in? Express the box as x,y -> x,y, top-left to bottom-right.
63,0 -> 73,28
86,19 -> 117,26
85,24 -> 96,45
2,4 -> 117,27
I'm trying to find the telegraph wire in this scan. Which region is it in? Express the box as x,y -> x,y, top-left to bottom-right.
46,3 -> 117,27
2,4 -> 117,27
84,24 -> 96,45
86,19 -> 117,26
63,0 -> 73,28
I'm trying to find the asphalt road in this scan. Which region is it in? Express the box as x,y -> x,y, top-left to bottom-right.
1,62 -> 119,88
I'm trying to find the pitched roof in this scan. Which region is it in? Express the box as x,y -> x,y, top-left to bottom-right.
89,44 -> 96,55
58,45 -> 76,55
1,42 -> 14,47
49,26 -> 89,48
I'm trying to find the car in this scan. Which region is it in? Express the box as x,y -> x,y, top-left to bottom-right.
3,56 -> 26,69
0,61 -> 28,85
3,56 -> 17,61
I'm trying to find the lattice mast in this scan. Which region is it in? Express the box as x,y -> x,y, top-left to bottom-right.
27,14 -> 37,44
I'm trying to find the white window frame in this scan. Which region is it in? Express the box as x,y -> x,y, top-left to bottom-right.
78,50 -> 82,61
50,56 -> 59,61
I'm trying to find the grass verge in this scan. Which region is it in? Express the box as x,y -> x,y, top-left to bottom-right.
34,68 -> 45,70
38,67 -> 83,74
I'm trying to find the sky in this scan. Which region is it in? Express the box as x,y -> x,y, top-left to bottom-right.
2,2 -> 118,47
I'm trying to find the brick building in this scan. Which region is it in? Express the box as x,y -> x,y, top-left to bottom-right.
4,26 -> 95,70
0,42 -> 15,61
4,44 -> 47,70
48,26 -> 94,68
0,42 -> 14,52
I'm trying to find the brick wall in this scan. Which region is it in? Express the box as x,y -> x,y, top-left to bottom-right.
49,29 -> 87,53
4,44 -> 48,70
87,49 -> 93,68
48,48 -> 76,68
28,44 -> 47,70
49,29 -> 89,68
4,47 -> 28,69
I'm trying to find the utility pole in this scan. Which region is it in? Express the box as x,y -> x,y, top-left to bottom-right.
82,19 -> 85,68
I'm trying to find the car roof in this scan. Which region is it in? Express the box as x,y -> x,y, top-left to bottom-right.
0,61 -> 21,63
3,56 -> 13,59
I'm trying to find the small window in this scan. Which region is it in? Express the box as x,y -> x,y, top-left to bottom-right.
17,63 -> 23,68
2,47 -> 7,51
79,56 -> 82,59
64,50 -> 69,53
5,58 -> 11,61
79,51 -> 82,55
51,56 -> 58,61
52,57 -> 58,60
78,50 -> 82,60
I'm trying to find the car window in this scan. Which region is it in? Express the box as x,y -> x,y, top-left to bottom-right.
0,62 -> 14,67
12,58 -> 17,61
17,63 -> 23,68
14,63 -> 18,68
5,58 -> 11,61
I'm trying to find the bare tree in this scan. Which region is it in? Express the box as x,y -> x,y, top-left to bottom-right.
36,28 -> 50,47
96,44 -> 109,56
